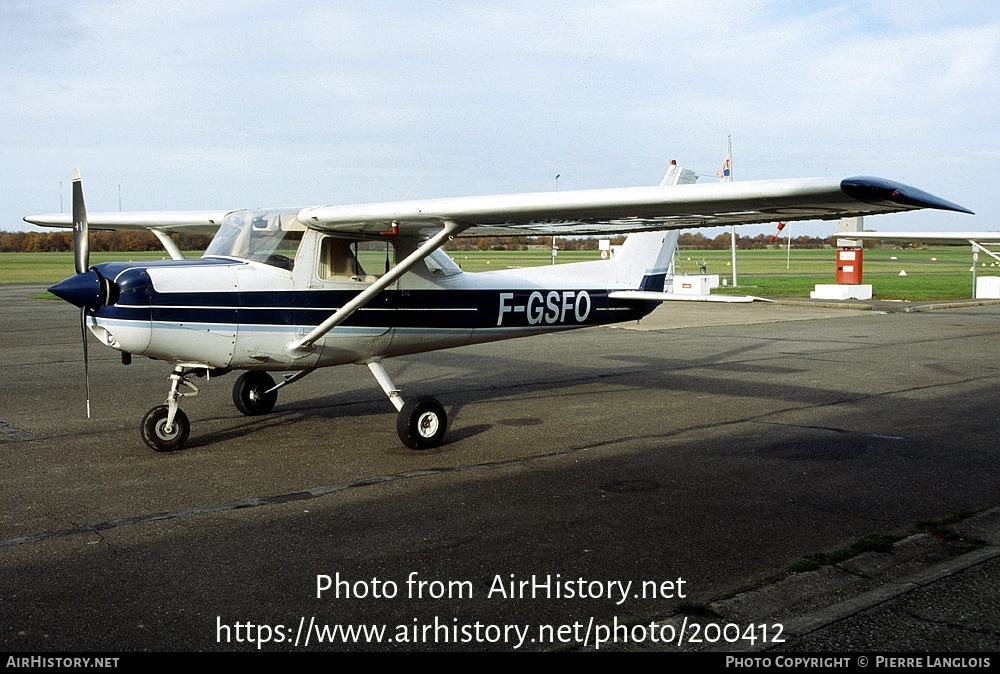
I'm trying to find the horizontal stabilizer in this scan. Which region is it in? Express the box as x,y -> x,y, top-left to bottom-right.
850,231 -> 1000,243
609,291 -> 773,304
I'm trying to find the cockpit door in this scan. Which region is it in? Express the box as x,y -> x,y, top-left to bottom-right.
296,236 -> 396,362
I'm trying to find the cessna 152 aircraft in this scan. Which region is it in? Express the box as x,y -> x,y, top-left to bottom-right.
27,165 -> 971,452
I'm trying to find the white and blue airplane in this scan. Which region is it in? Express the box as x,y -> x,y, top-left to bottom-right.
26,165 -> 971,452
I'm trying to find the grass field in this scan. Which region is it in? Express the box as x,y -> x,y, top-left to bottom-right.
451,246 -> 989,301
0,251 -> 178,285
674,246 -> 986,301
4,245 -> 993,301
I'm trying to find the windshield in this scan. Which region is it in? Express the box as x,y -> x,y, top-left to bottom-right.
424,248 -> 463,277
205,208 -> 305,270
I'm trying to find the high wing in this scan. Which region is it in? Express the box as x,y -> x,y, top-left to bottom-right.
23,210 -> 230,233
25,176 -> 970,239
296,176 -> 973,237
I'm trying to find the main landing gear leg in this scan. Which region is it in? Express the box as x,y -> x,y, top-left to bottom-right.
141,366 -> 199,452
366,360 -> 447,450
232,369 -> 315,416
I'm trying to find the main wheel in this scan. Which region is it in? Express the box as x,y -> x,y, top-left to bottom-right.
141,405 -> 190,452
233,371 -> 277,416
396,396 -> 447,450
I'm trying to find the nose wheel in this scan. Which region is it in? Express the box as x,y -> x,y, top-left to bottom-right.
141,405 -> 190,452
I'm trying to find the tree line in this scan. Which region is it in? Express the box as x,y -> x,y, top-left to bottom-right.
0,230 -> 214,253
2,229 -> 845,254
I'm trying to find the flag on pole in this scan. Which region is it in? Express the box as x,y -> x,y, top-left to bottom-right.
716,157 -> 731,181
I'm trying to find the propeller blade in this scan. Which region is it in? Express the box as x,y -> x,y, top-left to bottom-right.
72,166 -> 90,275
81,307 -> 92,419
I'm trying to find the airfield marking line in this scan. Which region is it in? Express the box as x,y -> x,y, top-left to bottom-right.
755,422 -> 905,441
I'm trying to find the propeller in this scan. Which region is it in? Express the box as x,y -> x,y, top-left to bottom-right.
72,165 -> 89,274
81,304 -> 91,418
72,166 -> 92,418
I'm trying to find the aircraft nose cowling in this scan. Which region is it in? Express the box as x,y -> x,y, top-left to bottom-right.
49,270 -> 102,309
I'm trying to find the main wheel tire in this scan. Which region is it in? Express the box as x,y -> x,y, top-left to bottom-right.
141,405 -> 190,452
233,371 -> 277,416
397,396 -> 447,450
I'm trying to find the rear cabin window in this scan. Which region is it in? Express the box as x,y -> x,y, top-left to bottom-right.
319,238 -> 395,281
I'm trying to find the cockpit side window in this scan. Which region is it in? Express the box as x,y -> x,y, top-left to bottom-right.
319,237 -> 396,282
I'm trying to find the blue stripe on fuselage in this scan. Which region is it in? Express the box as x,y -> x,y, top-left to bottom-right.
96,287 -> 652,330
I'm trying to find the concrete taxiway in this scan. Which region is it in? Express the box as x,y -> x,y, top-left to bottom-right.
1,284 -> 999,652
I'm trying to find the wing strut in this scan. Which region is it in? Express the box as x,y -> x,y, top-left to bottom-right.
150,230 -> 186,260
285,220 -> 468,358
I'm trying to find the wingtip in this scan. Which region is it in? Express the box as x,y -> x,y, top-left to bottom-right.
841,177 -> 973,215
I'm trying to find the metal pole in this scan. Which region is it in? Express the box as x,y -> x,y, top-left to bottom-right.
552,175 -> 559,265
727,134 -> 737,287
972,244 -> 978,298
786,222 -> 792,270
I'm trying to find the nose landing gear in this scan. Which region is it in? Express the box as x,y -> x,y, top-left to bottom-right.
141,366 -> 199,452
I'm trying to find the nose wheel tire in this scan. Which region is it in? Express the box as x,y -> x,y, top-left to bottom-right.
233,371 -> 278,416
397,396 -> 447,450
141,405 -> 190,452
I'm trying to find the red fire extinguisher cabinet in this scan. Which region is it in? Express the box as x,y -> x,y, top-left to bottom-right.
836,248 -> 864,285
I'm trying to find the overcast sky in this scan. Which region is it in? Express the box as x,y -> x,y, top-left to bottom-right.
4,0 -> 997,236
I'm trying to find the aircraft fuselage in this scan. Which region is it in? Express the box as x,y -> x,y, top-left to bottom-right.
76,256 -> 651,371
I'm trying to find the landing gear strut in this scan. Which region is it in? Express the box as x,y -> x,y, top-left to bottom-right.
367,360 -> 447,450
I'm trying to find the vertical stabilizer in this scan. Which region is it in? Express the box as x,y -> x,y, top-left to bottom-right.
615,230 -> 680,291
616,162 -> 695,290
660,163 -> 699,186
